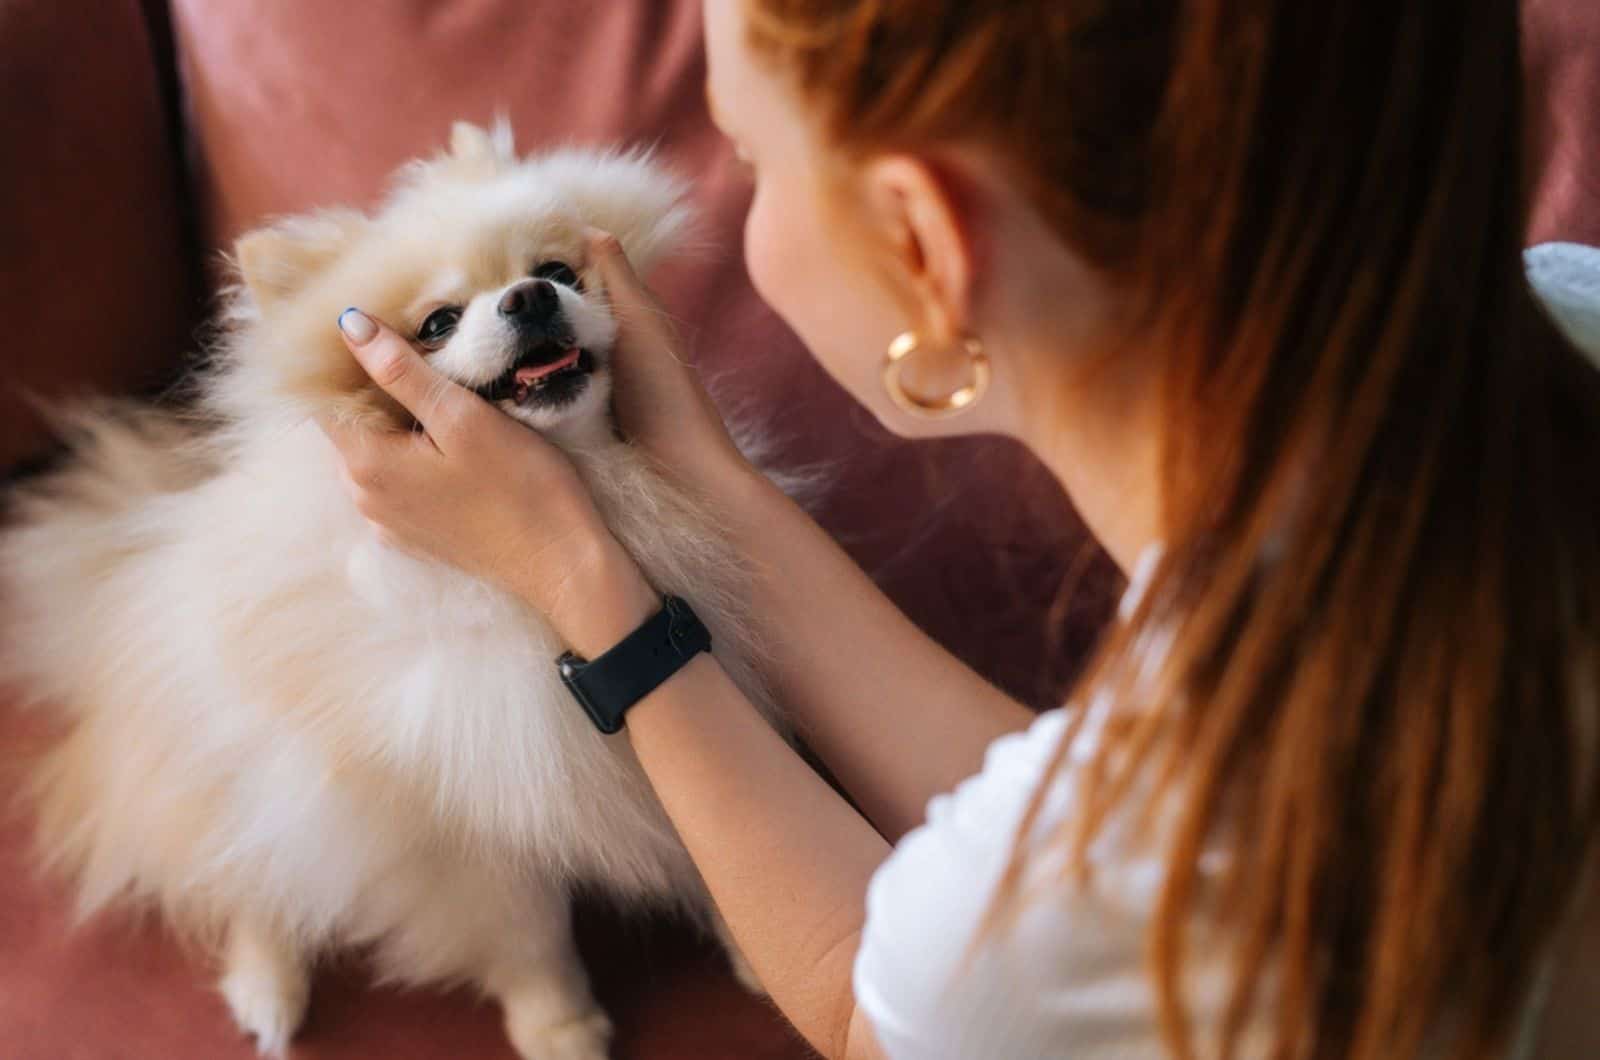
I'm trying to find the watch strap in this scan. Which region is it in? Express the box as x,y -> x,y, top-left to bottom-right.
557,594 -> 712,733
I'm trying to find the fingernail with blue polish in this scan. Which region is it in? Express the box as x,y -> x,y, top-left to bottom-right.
338,307 -> 377,344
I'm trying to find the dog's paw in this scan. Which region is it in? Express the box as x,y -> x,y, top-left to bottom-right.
219,962 -> 309,1056
504,1007 -> 613,1060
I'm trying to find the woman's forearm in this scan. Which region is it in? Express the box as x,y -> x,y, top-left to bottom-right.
623,649 -> 889,1059
700,462 -> 1035,840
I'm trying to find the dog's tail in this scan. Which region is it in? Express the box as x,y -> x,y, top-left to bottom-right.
0,398 -> 214,705
0,400 -> 249,934
11,396 -> 217,505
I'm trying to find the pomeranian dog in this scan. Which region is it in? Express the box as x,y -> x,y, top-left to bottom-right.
0,122 -> 790,1059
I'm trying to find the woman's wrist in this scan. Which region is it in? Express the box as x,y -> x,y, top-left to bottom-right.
685,451 -> 790,545
644,431 -> 764,507
543,535 -> 663,659
518,454 -> 777,661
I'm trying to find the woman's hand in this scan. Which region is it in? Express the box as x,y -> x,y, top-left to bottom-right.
584,230 -> 751,486
319,306 -> 659,656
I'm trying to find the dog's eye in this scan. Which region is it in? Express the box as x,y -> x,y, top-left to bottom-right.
416,307 -> 462,347
532,261 -> 580,289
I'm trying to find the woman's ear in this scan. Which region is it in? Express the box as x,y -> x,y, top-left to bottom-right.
858,154 -> 979,341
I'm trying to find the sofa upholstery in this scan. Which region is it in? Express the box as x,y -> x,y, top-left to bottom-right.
1,0 -> 1595,1057
0,0 -> 197,477
1524,0 -> 1600,247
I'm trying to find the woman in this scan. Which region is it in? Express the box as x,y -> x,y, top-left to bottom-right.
321,0 -> 1600,1056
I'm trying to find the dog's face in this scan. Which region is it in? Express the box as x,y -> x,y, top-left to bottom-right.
414,252 -> 613,431
224,122 -> 693,437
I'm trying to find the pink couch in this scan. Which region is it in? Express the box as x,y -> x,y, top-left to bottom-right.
0,1 -> 1594,1057
1525,0 -> 1600,247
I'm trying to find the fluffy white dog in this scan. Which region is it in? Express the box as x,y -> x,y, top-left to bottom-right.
0,122 -> 789,1060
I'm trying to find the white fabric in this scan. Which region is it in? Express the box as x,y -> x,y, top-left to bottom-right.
854,706 -> 1271,1060
853,554 -> 1266,1060
853,245 -> 1600,1059
1526,242 -> 1600,358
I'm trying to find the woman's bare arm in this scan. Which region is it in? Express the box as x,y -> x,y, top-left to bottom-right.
564,559 -> 892,1058
686,462 -> 1036,841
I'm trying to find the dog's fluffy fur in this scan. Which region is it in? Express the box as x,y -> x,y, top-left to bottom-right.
0,123 -> 787,1059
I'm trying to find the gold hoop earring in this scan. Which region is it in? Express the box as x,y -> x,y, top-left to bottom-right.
881,331 -> 991,419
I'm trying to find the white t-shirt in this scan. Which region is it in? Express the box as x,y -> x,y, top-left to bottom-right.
852,560 -> 1578,1059
853,550 -> 1274,1059
850,628 -> 1566,1060
854,706 -> 1261,1059
864,534 -> 1273,1056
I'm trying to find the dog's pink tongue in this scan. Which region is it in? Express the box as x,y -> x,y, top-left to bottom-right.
514,348 -> 580,386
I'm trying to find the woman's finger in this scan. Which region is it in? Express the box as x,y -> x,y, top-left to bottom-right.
314,410 -> 363,456
336,308 -> 478,448
314,409 -> 424,490
583,228 -> 639,297
579,227 -> 742,472
584,229 -> 674,344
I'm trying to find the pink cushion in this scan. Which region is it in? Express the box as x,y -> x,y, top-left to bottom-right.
1525,0 -> 1600,245
0,0 -> 195,471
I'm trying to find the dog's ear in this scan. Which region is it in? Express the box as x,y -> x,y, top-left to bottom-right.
546,149 -> 698,274
234,209 -> 366,310
449,118 -> 515,166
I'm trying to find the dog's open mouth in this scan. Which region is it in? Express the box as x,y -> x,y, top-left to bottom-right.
475,344 -> 594,406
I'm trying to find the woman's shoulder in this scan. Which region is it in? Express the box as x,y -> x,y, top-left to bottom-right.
855,708 -> 1077,1058
922,706 -> 1075,836
854,702 -> 1242,1058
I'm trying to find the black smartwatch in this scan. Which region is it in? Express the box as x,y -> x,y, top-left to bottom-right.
557,594 -> 712,734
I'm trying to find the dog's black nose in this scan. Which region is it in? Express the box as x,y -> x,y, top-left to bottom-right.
498,280 -> 560,325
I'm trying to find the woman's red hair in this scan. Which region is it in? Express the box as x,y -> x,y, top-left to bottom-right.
745,1 -> 1600,1056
